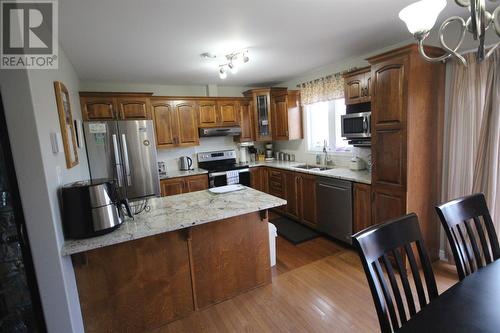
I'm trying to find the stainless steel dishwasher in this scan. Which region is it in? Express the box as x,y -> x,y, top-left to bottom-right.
316,177 -> 353,244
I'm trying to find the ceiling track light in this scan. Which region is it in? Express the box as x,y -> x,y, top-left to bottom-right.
399,0 -> 500,66
201,49 -> 250,79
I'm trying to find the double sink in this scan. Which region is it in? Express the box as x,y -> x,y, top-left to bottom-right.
293,164 -> 334,172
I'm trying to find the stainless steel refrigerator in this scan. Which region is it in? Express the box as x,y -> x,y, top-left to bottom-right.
83,120 -> 160,201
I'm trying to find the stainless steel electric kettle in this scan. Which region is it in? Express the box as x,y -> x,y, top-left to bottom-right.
179,156 -> 193,171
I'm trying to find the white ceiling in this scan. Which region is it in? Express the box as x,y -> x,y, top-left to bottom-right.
60,0 -> 471,86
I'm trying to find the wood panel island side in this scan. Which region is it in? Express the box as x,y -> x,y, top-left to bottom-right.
61,187 -> 286,332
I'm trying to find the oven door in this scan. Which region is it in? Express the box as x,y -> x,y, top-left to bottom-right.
208,169 -> 251,188
341,112 -> 371,139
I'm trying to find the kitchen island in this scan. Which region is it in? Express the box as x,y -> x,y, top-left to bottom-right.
62,187 -> 286,332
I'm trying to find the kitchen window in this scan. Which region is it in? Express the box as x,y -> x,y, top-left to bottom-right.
305,98 -> 350,153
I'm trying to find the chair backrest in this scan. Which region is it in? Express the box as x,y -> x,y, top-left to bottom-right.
436,193 -> 500,280
352,213 -> 438,333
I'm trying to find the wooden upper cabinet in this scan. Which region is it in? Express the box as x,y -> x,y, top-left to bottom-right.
116,97 -> 151,120
80,96 -> 116,120
152,99 -> 199,149
365,75 -> 372,99
217,100 -> 239,126
343,67 -> 371,105
152,100 -> 177,148
344,74 -> 364,105
198,100 -> 218,127
271,90 -> 302,141
244,89 -> 273,142
272,93 -> 289,140
237,99 -> 254,142
245,88 -> 302,142
372,60 -> 406,127
198,99 -> 239,127
80,93 -> 153,120
172,100 -> 199,146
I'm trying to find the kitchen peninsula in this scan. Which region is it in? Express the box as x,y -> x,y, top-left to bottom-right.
62,187 -> 286,332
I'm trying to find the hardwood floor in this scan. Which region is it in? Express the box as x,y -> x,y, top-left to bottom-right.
153,237 -> 458,333
273,236 -> 345,276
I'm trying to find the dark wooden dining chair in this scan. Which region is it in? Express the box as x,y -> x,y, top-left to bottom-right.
352,213 -> 438,333
436,193 -> 500,280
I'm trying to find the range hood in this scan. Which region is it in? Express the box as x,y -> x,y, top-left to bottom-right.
199,127 -> 242,137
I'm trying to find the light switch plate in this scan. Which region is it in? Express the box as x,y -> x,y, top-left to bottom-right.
50,132 -> 62,153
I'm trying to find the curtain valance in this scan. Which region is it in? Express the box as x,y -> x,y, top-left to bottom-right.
298,74 -> 344,105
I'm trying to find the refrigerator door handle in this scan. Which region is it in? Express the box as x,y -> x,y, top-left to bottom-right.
112,134 -> 123,187
121,134 -> 132,186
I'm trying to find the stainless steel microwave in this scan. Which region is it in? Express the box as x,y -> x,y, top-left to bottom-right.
341,112 -> 371,139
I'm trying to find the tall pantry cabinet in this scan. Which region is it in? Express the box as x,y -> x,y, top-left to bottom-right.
367,44 -> 445,260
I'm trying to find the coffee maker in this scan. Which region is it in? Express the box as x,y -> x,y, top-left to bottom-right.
238,142 -> 253,164
61,179 -> 132,239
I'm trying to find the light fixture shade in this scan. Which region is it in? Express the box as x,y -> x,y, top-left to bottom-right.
229,62 -> 238,74
219,67 -> 227,79
399,0 -> 447,35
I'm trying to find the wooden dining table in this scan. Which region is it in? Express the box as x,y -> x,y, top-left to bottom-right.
398,259 -> 500,332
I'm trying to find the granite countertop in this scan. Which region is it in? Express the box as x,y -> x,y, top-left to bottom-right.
159,168 -> 208,180
249,160 -> 371,185
61,186 -> 286,256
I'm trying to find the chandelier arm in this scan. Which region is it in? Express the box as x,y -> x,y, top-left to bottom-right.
485,41 -> 500,59
439,16 -> 468,66
417,39 -> 453,63
454,0 -> 470,8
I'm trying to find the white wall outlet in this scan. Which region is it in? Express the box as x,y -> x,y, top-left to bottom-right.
55,166 -> 62,186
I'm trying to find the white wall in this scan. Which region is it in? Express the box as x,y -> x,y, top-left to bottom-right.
0,47 -> 87,332
80,81 -> 253,97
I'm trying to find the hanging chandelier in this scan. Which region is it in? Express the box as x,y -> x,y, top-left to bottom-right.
399,0 -> 500,66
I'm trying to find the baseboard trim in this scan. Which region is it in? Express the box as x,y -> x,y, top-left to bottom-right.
439,249 -> 448,262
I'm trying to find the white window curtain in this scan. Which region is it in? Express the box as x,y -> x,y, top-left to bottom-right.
442,49 -> 500,246
299,75 -> 344,105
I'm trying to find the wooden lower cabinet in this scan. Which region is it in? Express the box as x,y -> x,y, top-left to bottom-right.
298,174 -> 317,228
160,174 -> 208,197
190,212 -> 271,309
72,232 -> 193,332
160,178 -> 185,196
353,183 -> 372,234
261,168 -> 317,228
250,167 -> 269,193
268,169 -> 285,214
185,174 -> 209,192
371,188 -> 406,225
284,171 -> 300,221
72,213 -> 271,332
